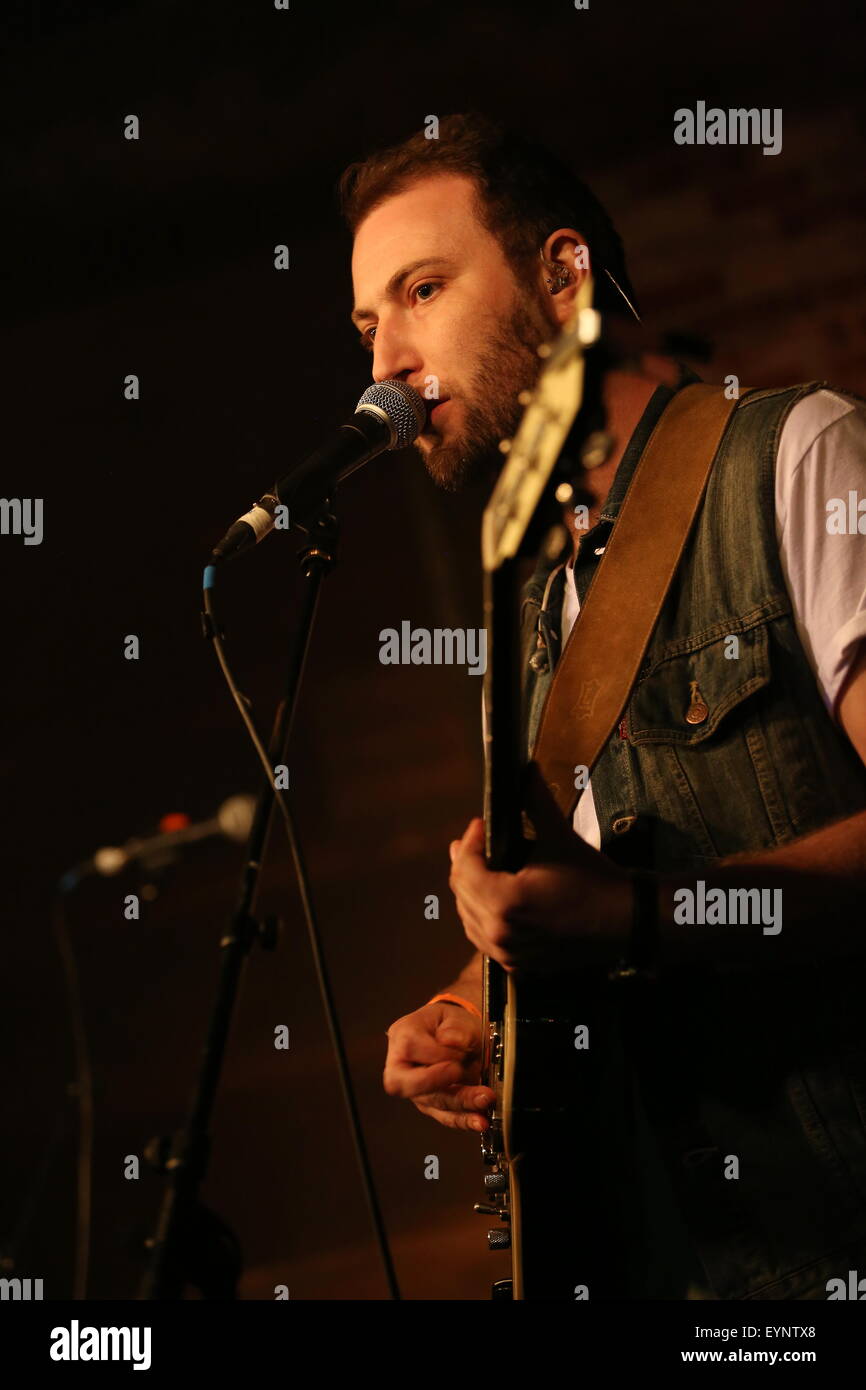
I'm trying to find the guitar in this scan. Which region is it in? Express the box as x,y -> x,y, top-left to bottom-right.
476,272 -> 631,1300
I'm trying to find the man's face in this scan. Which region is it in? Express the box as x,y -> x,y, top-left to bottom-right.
351,173 -> 557,490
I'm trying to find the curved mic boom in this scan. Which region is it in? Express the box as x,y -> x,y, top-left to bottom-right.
275,377 -> 427,526
211,379 -> 427,563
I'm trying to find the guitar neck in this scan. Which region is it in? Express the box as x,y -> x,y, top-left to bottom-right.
481,559 -> 527,1033
482,561 -> 526,873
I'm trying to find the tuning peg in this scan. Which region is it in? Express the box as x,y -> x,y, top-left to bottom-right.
487,1228 -> 511,1250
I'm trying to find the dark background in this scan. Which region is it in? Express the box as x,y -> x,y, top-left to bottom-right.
2,0 -> 865,1300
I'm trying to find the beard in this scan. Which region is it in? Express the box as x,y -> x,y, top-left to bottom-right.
415,287 -> 554,492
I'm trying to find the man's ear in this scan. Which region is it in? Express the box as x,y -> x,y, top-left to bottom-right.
539,229 -> 591,324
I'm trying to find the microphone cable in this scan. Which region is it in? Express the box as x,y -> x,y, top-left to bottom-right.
202,566 -> 401,1300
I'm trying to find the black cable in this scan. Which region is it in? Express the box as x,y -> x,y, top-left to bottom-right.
202,574 -> 401,1301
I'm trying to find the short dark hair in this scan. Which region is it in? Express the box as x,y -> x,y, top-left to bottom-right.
338,111 -> 638,318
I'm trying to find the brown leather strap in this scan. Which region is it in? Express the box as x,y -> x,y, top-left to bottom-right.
526,382 -> 753,830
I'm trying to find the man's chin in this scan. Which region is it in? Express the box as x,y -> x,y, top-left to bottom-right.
414,434 -> 491,492
414,386 -> 524,491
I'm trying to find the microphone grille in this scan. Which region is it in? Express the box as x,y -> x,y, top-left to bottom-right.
356,379 -> 427,449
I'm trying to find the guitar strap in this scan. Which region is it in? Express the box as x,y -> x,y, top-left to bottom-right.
525,382 -> 755,835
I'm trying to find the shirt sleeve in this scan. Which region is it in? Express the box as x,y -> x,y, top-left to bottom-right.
775,388 -> 866,720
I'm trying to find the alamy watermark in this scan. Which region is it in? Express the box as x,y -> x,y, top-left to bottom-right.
827,1270 -> 866,1299
379,623 -> 487,676
674,881 -> 782,935
826,491 -> 866,534
0,498 -> 43,545
674,102 -> 782,157
49,1320 -> 151,1370
0,1276 -> 43,1299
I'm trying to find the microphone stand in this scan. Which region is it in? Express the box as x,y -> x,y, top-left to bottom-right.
140,504 -> 400,1300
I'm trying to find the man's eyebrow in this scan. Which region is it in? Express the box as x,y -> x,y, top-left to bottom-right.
351,258 -> 456,327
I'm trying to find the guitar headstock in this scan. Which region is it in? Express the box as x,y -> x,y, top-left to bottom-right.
481,272 -> 599,575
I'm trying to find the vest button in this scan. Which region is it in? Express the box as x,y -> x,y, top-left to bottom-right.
685,680 -> 709,724
611,814 -> 637,835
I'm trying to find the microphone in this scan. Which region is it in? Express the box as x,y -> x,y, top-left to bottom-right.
59,795 -> 257,892
211,379 -> 427,564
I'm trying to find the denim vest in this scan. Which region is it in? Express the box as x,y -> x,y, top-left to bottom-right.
520,375 -> 866,1298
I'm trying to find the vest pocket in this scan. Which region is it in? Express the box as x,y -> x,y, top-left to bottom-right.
623,620 -> 784,859
628,621 -> 771,746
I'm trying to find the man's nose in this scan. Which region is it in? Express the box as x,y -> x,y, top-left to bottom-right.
371,317 -> 422,385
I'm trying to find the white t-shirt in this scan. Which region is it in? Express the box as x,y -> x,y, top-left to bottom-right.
564,388 -> 866,848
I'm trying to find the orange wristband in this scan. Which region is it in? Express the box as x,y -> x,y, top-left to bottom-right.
427,992 -> 482,1020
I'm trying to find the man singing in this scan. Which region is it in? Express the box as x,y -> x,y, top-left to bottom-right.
342,113 -> 866,1299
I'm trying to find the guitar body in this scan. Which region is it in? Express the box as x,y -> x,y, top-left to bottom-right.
485,965 -> 632,1299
